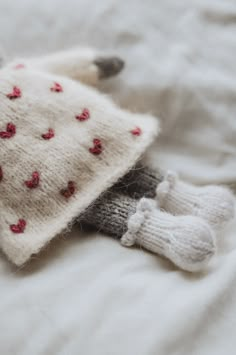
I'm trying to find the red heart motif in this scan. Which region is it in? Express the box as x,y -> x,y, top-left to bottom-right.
41,128 -> 55,140
0,123 -> 16,139
50,82 -> 63,92
14,64 -> 25,69
25,171 -> 40,189
89,138 -> 103,155
10,219 -> 26,234
60,181 -> 76,199
131,127 -> 142,136
76,108 -> 90,121
0,167 -> 3,181
6,86 -> 22,99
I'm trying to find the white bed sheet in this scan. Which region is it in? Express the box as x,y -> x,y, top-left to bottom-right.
0,0 -> 236,354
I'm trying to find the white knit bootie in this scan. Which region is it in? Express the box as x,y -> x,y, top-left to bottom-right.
156,172 -> 235,230
121,198 -> 216,272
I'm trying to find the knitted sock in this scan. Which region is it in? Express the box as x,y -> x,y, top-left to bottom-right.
156,171 -> 235,230
114,165 -> 164,199
116,165 -> 235,230
82,192 -> 216,272
81,191 -> 137,239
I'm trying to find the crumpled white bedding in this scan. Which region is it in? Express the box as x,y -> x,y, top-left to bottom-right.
0,0 -> 236,354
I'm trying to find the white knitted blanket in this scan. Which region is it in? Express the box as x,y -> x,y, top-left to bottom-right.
0,0 -> 236,354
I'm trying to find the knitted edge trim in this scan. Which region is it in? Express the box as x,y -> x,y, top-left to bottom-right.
155,170 -> 178,206
121,198 -> 157,247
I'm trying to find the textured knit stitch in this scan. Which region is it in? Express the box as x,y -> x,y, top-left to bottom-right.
117,166 -> 234,229
0,51 -> 159,266
114,165 -> 164,199
156,171 -> 235,229
81,192 -> 137,238
121,198 -> 216,272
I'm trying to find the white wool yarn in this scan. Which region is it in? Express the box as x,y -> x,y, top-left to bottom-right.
121,198 -> 216,272
0,54 -> 159,266
156,171 -> 235,230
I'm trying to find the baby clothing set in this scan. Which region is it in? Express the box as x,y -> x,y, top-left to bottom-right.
0,48 -> 234,271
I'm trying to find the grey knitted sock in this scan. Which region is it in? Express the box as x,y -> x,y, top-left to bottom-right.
81,191 -> 137,239
113,165 -> 164,199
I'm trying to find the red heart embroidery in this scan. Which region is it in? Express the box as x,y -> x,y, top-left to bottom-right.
131,127 -> 142,136
60,181 -> 76,199
76,108 -> 90,121
42,128 -> 55,140
25,171 -> 40,189
50,82 -> 63,92
89,138 -> 103,155
10,219 -> 26,234
6,86 -> 22,99
14,64 -> 25,69
0,123 -> 16,139
0,167 -> 3,181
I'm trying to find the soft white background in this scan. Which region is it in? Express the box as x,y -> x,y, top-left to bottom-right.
0,1 -> 236,354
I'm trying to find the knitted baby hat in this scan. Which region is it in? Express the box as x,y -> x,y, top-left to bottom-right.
0,52 -> 159,266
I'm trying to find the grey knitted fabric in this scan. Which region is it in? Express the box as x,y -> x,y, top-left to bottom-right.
113,165 -> 164,199
81,191 -> 137,239
81,165 -> 164,239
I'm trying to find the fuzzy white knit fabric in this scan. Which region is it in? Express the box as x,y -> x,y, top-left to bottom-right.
156,171 -> 235,229
10,48 -> 106,87
0,51 -> 159,266
121,198 -> 216,272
